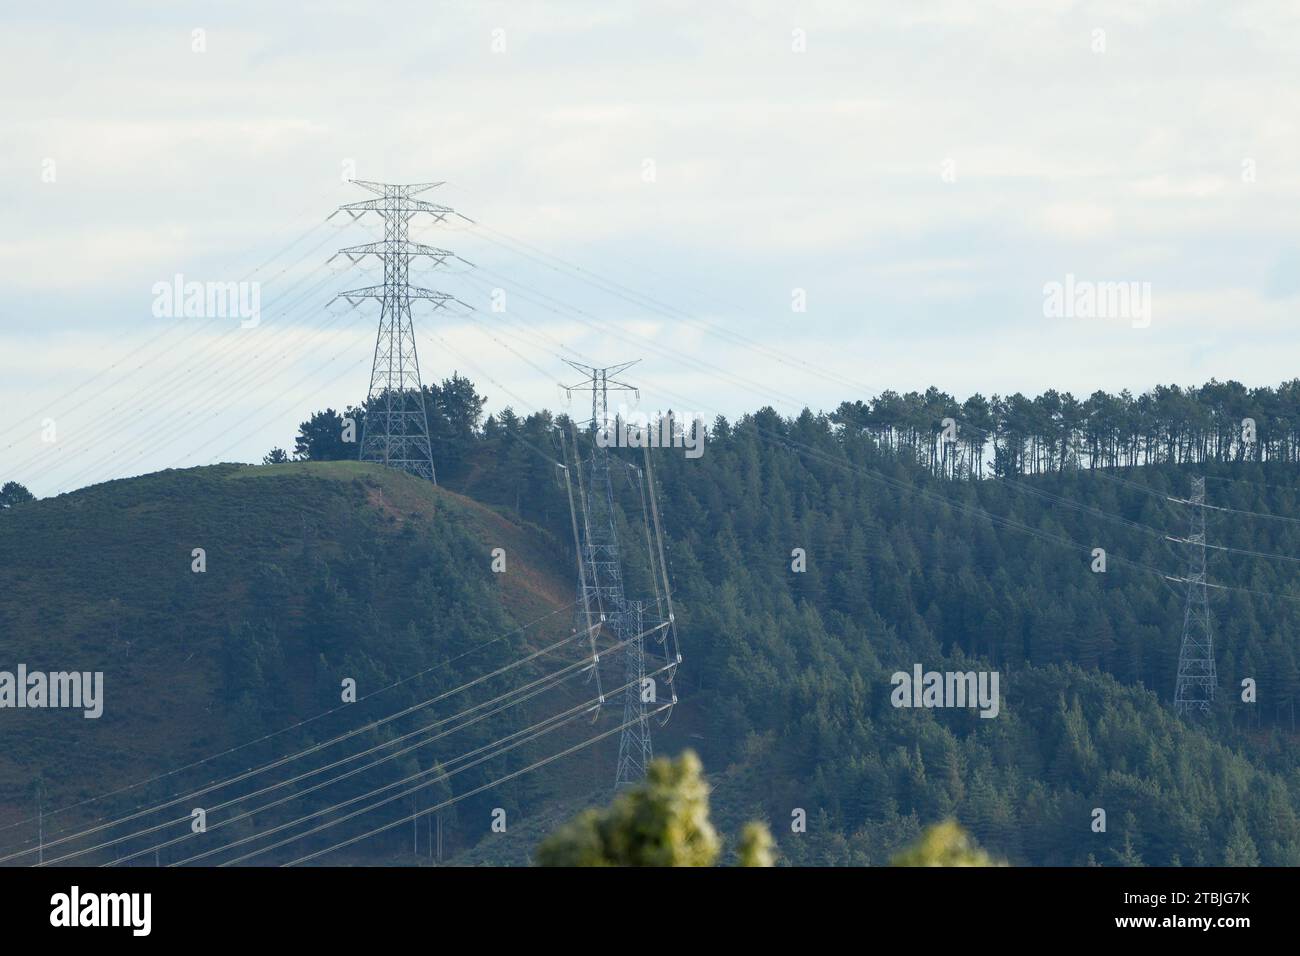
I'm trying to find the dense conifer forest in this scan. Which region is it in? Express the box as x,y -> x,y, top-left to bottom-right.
274,375 -> 1300,864
6,375 -> 1300,865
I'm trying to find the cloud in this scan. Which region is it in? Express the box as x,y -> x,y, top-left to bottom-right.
1,1 -> 1298,493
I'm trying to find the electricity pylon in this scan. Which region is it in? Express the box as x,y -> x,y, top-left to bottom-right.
562,360 -> 654,787
619,600 -> 651,785
330,180 -> 464,482
1175,476 -> 1217,716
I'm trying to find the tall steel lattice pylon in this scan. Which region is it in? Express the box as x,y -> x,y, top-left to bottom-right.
330,180 -> 465,482
562,360 -> 654,787
1175,476 -> 1217,716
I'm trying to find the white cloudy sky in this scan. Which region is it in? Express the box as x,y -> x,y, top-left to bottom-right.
2,0 -> 1298,495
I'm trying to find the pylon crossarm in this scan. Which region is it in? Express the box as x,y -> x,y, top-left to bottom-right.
335,285 -> 457,304
337,198 -> 455,217
348,179 -> 444,196
337,240 -> 457,260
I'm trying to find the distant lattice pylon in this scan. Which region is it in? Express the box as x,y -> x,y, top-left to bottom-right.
1174,476 -> 1217,716
560,360 -> 657,788
329,180 -> 468,483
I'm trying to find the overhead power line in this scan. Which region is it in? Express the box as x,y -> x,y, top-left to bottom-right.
0,623 -> 602,864
282,700 -> 675,867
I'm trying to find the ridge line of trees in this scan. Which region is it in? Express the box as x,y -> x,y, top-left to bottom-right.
285,376 -> 1300,483
832,379 -> 1300,479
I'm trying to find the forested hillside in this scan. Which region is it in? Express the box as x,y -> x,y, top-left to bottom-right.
5,376 -> 1300,866
343,374 -> 1300,866
0,463 -> 603,865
